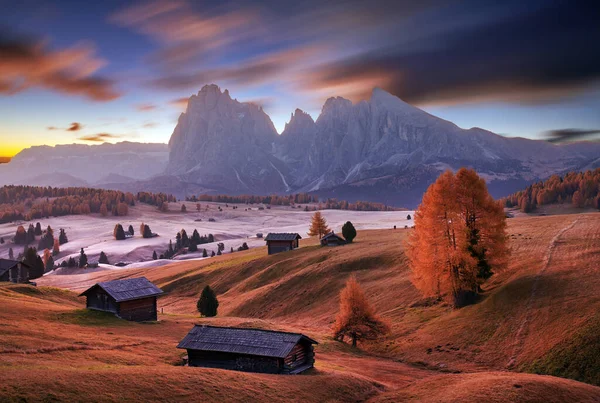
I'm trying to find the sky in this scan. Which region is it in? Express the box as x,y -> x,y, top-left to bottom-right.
1,0 -> 599,157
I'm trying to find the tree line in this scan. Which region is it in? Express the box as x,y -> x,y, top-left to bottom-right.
503,169 -> 600,212
0,185 -> 178,223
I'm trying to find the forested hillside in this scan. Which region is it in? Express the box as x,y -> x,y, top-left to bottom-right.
504,169 -> 600,212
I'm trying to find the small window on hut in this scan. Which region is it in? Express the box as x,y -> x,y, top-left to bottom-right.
292,353 -> 298,362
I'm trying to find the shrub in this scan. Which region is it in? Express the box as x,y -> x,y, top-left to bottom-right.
197,285 -> 219,317
342,221 -> 357,243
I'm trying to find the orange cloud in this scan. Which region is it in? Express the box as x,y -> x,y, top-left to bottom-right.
136,103 -> 157,111
78,133 -> 121,142
0,34 -> 120,101
47,122 -> 84,131
169,97 -> 189,109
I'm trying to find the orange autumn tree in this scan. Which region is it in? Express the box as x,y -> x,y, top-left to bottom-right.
308,211 -> 330,238
406,168 -> 509,307
333,276 -> 389,347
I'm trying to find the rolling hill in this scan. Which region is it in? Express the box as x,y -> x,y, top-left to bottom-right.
10,212 -> 598,401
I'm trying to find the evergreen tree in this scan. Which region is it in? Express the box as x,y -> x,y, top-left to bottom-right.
23,247 -> 44,279
128,225 -> 135,236
197,285 -> 219,317
217,249 -> 222,256
180,229 -> 189,247
168,240 -> 174,255
34,222 -> 42,235
191,229 -> 201,244
230,247 -> 234,253
14,226 -> 27,245
407,214 -> 412,220
211,250 -> 215,257
181,204 -> 187,213
308,211 -> 330,238
0,237 -> 3,244
175,232 -> 182,250
189,239 -> 198,252
26,224 -> 36,244
59,228 -> 68,245
67,256 -> 77,267
208,234 -> 214,243
8,247 -> 14,260
98,251 -> 109,264
202,249 -> 208,257
78,248 -> 88,268
342,221 -> 357,243
113,224 -> 126,240
142,224 -> 153,238
152,251 -> 158,260
45,255 -> 54,272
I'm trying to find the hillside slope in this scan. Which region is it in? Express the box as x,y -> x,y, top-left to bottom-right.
36,213 -> 600,389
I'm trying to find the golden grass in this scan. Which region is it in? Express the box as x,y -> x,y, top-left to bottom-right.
4,212 -> 600,401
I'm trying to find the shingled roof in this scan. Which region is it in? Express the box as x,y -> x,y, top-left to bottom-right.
320,232 -> 345,242
177,325 -> 318,358
80,277 -> 163,302
0,259 -> 28,276
264,233 -> 302,241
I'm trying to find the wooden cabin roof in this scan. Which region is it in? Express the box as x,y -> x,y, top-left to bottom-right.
0,259 -> 28,276
320,232 -> 346,242
79,277 -> 163,302
177,325 -> 317,358
264,233 -> 302,241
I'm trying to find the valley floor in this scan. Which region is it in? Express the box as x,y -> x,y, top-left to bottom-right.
1,213 -> 600,402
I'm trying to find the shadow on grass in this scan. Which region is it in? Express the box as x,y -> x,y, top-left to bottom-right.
55,309 -> 130,326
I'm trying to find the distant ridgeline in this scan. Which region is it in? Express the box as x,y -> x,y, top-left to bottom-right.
0,185 -> 176,223
186,193 -> 400,211
503,169 -> 600,212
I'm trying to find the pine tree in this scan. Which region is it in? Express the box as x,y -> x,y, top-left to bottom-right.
78,248 -> 88,268
180,229 -> 189,247
152,251 -> 158,260
333,277 -> 389,347
23,247 -> 44,279
189,239 -> 198,252
14,226 -> 27,245
128,225 -> 135,236
142,224 -> 153,239
59,228 -> 68,245
113,224 -> 126,240
342,221 -> 357,243
202,249 -> 208,257
99,251 -> 109,264
181,204 -> 187,213
407,214 -> 412,220
308,211 -> 330,238
53,239 -> 60,256
197,285 -> 219,317
406,169 -> 509,307
211,250 -> 215,257
44,253 -> 54,272
8,247 -> 14,260
34,222 -> 42,236
217,249 -> 222,256
26,224 -> 36,244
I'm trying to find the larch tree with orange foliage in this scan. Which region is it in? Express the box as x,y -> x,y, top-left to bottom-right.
308,211 -> 330,238
406,168 -> 509,308
333,276 -> 389,347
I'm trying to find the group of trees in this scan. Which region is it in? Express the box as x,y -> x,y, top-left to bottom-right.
12,223 -> 67,256
0,185 -> 179,224
503,169 -> 600,212
406,168 -> 509,307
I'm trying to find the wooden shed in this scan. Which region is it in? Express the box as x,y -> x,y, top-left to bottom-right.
178,325 -> 318,374
264,233 -> 302,255
0,259 -> 30,284
320,232 -> 346,246
79,277 -> 163,322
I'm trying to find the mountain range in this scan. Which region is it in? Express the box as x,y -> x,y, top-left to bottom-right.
2,84 -> 600,207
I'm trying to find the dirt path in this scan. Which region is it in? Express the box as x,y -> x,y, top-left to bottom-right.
505,218 -> 579,369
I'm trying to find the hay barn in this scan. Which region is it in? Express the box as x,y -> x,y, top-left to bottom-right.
320,232 -> 346,246
178,325 -> 318,374
79,277 -> 163,322
0,259 -> 30,283
264,233 -> 302,255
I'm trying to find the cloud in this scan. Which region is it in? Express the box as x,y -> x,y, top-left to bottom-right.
47,122 -> 83,131
297,2 -> 600,105
78,133 -> 122,142
136,103 -> 157,111
542,129 -> 600,144
169,97 -> 189,109
0,32 -> 120,101
142,122 -> 158,128
67,122 -> 82,131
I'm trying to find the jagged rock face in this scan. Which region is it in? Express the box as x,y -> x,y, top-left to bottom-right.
167,84 -> 288,193
166,85 -> 600,206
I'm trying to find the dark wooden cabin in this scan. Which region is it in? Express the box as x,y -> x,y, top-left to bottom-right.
0,259 -> 30,284
178,325 -> 318,374
79,277 -> 163,322
264,233 -> 302,255
320,232 -> 346,246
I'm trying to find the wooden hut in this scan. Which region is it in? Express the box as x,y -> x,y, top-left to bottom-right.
0,259 -> 30,284
178,325 -> 318,374
79,277 -> 163,321
264,233 -> 302,255
320,232 -> 346,246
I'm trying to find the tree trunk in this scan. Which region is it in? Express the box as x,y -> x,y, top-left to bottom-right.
351,333 -> 357,347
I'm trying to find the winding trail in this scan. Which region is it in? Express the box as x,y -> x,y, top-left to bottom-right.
506,218 -> 579,369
